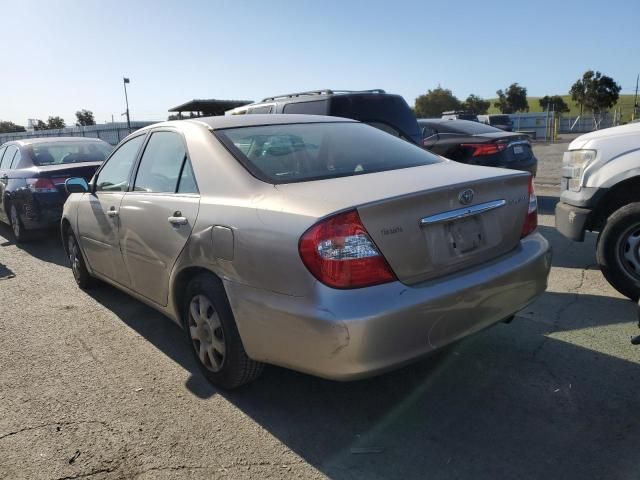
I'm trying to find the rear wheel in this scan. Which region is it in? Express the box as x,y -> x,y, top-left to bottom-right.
596,202 -> 640,300
66,231 -> 96,289
183,273 -> 263,389
9,204 -> 29,243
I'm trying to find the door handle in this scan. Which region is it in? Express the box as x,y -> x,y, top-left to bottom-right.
106,207 -> 118,217
168,217 -> 188,226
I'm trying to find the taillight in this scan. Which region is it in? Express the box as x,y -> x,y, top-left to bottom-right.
521,176 -> 538,238
461,143 -> 508,157
26,178 -> 57,193
299,210 -> 396,289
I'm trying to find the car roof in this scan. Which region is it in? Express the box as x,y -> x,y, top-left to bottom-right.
179,114 -> 358,130
418,118 -> 477,125
6,137 -> 109,147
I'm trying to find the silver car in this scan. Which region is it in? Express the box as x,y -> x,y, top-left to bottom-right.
61,115 -> 551,389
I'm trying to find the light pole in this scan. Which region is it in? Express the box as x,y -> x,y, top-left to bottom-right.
123,77 -> 131,133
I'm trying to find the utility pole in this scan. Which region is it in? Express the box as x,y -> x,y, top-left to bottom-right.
123,77 -> 131,133
633,74 -> 639,121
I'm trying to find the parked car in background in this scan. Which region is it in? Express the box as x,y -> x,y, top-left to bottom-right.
0,137 -> 112,242
226,89 -> 423,145
418,119 -> 537,175
555,122 -> 640,300
441,110 -> 478,122
478,114 -> 514,131
62,114 -> 550,389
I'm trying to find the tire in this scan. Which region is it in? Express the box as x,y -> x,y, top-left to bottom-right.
596,202 -> 640,301
9,204 -> 29,243
183,273 -> 263,389
66,230 -> 96,289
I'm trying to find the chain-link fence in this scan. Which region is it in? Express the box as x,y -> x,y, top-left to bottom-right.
0,121 -> 157,146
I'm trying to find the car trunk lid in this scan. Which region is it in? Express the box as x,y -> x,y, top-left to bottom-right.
275,162 -> 531,284
34,161 -> 102,195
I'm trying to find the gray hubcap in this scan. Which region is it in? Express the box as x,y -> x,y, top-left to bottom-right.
188,295 -> 226,372
618,225 -> 640,280
10,207 -> 20,238
68,235 -> 81,282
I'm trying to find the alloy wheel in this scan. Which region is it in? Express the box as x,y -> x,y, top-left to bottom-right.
188,294 -> 226,372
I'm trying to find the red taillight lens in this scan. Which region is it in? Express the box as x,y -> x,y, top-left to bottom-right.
521,176 -> 538,238
26,178 -> 57,193
299,210 -> 396,289
461,143 -> 508,157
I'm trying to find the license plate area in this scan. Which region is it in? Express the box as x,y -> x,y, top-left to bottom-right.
513,145 -> 524,155
446,217 -> 484,255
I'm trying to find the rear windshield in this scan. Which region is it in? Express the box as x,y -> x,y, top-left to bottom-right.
489,115 -> 512,125
440,121 -> 503,135
329,95 -> 421,143
30,141 -> 113,166
215,122 -> 442,184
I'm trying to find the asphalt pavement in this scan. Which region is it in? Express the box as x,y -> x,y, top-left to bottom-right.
1,141 -> 639,479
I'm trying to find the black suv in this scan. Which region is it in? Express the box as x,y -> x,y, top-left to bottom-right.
226,89 -> 422,145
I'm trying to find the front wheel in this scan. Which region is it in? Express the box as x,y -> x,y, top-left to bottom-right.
184,273 -> 263,389
66,231 -> 96,289
596,203 -> 640,300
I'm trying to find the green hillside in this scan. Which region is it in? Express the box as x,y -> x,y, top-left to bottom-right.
487,94 -> 637,122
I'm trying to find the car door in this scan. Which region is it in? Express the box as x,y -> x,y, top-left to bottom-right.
117,129 -> 200,306
77,134 -> 147,285
0,145 -> 17,223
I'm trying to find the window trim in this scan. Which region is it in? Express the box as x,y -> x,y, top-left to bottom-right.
127,127 -> 199,196
93,132 -> 148,193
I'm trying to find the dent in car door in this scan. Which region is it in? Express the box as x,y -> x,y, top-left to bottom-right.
118,194 -> 199,305
117,129 -> 200,306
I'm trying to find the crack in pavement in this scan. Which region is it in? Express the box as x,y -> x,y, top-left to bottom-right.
53,466 -> 116,480
0,420 -> 111,441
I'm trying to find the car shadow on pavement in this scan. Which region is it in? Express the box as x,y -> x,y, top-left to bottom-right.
88,276 -> 640,480
538,224 -> 599,269
0,224 -> 68,268
537,194 -> 559,215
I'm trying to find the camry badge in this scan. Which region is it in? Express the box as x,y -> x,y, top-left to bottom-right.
458,189 -> 474,205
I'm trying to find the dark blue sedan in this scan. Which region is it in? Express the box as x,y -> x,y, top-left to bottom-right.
0,137 -> 112,242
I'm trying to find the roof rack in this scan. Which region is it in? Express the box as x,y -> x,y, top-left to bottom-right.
260,89 -> 386,102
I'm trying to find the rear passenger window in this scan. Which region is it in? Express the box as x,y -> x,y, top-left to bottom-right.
282,101 -> 328,115
247,106 -> 273,114
134,131 -> 186,193
0,146 -> 17,170
9,150 -> 21,169
177,160 -> 198,194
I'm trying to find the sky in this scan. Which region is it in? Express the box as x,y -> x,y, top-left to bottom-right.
0,0 -> 638,126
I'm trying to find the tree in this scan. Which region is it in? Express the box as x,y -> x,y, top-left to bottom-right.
539,95 -> 569,113
75,109 -> 95,126
46,116 -> 66,129
570,70 -> 621,117
32,119 -> 48,131
414,87 -> 461,117
494,83 -> 529,114
462,94 -> 490,114
0,121 -> 26,133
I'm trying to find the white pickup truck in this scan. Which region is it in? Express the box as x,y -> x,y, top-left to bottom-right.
556,122 -> 640,300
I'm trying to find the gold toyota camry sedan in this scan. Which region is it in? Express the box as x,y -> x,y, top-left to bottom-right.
61,115 -> 551,389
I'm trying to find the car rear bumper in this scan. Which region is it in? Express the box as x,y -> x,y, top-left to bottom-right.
225,232 -> 551,381
16,193 -> 64,230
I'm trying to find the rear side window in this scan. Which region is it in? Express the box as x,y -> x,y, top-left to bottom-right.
96,135 -> 146,192
282,100 -> 328,115
10,149 -> 21,169
248,106 -> 273,114
216,122 -> 442,184
490,115 -> 511,125
134,131 -> 187,193
0,146 -> 17,170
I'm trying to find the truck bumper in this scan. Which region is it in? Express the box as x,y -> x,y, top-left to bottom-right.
555,201 -> 591,242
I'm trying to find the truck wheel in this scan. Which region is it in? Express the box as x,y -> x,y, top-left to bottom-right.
597,202 -> 640,301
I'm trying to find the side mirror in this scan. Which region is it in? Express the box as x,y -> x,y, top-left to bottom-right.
65,177 -> 89,194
